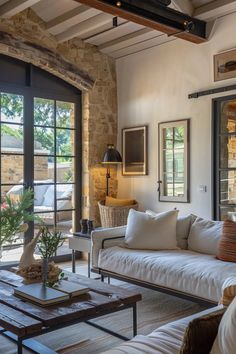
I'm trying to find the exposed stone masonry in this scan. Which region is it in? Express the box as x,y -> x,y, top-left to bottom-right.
0,9 -> 118,225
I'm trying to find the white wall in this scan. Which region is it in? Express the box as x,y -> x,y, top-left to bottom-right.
116,12 -> 236,218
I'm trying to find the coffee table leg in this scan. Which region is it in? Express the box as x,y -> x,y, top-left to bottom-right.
133,303 -> 137,337
72,249 -> 76,273
88,253 -> 90,278
18,339 -> 23,354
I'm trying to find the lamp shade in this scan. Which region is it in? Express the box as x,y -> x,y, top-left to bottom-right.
102,144 -> 122,164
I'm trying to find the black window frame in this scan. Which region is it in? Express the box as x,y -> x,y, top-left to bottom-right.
212,93 -> 236,220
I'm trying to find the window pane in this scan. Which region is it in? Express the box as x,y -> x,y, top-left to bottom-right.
220,170 -> 236,205
1,154 -> 23,184
1,184 -> 23,203
163,150 -> 173,173
34,127 -> 54,156
163,173 -> 173,196
34,97 -> 54,126
34,156 -> 54,182
56,210 -> 73,231
56,157 -> 74,183
220,100 -> 236,133
34,184 -> 55,211
163,128 -> 173,149
174,126 -> 184,148
174,149 -> 184,173
220,135 -> 236,168
56,101 -> 74,128
56,129 -> 74,156
220,206 -> 236,221
56,184 -> 73,210
1,123 -> 23,154
1,93 -> 23,123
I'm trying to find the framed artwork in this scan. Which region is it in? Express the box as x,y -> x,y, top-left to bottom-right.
158,119 -> 190,203
214,49 -> 236,82
122,125 -> 148,176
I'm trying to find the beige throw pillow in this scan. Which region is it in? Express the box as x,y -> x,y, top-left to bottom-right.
124,209 -> 178,250
146,209 -> 194,249
211,296 -> 236,354
188,217 -> 223,255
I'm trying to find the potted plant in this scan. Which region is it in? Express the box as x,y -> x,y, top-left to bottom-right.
0,188 -> 36,258
37,226 -> 64,284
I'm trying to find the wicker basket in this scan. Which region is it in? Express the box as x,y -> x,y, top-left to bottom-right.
98,200 -> 138,228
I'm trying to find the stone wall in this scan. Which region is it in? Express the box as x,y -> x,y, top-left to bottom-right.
0,9 -> 118,225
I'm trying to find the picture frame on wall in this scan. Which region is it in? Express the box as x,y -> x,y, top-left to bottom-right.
214,49 -> 236,82
158,119 -> 190,203
122,125 -> 148,176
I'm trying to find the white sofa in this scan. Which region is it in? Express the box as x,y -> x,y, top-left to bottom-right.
102,305 -> 224,354
91,215 -> 236,305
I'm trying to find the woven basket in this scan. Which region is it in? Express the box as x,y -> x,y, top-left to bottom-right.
98,200 -> 138,228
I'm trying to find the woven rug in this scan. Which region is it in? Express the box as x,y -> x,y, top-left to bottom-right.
1,282 -> 207,354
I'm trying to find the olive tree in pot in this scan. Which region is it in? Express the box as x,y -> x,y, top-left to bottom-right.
37,226 -> 64,285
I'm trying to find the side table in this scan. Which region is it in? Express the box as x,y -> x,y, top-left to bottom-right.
68,232 -> 91,278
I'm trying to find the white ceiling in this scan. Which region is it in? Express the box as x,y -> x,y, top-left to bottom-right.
0,0 -> 235,58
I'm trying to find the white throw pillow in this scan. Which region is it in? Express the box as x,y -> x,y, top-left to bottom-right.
188,217 -> 223,255
146,210 -> 193,249
124,209 -> 178,250
210,296 -> 236,354
43,185 -> 55,207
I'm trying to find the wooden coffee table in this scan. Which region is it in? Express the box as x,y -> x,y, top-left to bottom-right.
0,270 -> 142,354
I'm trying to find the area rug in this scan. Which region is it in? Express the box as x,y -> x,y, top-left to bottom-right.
1,282 -> 207,354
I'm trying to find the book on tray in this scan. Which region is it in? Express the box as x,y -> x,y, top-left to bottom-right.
14,283 -> 70,306
53,280 -> 89,297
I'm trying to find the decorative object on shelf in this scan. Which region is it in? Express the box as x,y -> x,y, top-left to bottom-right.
98,199 -> 138,228
0,188 -> 37,258
158,119 -> 190,203
122,126 -> 148,176
214,49 -> 236,82
87,220 -> 94,234
80,218 -> 88,234
37,226 -> 64,285
101,144 -> 122,196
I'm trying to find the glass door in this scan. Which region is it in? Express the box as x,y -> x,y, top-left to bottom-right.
213,95 -> 236,220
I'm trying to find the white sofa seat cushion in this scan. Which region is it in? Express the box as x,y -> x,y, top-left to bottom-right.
102,306 -> 224,354
98,247 -> 236,302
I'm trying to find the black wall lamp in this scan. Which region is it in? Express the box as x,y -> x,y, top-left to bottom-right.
101,144 -> 122,196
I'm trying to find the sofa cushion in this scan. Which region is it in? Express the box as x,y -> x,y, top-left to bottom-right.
43,185 -> 55,207
102,306 -> 224,354
188,217 -> 223,255
181,308 -> 224,354
105,196 -> 135,206
146,210 -> 194,249
124,209 -> 178,250
98,247 -> 236,302
217,220 -> 236,262
34,181 -> 52,206
211,296 -> 236,354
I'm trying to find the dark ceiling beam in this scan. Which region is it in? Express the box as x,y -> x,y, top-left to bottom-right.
75,0 -> 207,44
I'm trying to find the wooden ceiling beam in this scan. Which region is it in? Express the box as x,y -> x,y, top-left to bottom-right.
194,0 -> 236,20
0,0 -> 41,18
56,12 -> 112,43
75,0 -> 207,44
46,5 -> 100,35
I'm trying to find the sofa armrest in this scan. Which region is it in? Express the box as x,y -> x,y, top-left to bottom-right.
91,226 -> 126,269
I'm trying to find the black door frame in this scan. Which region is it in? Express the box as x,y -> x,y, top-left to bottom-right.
212,93 -> 236,220
0,57 -> 82,262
